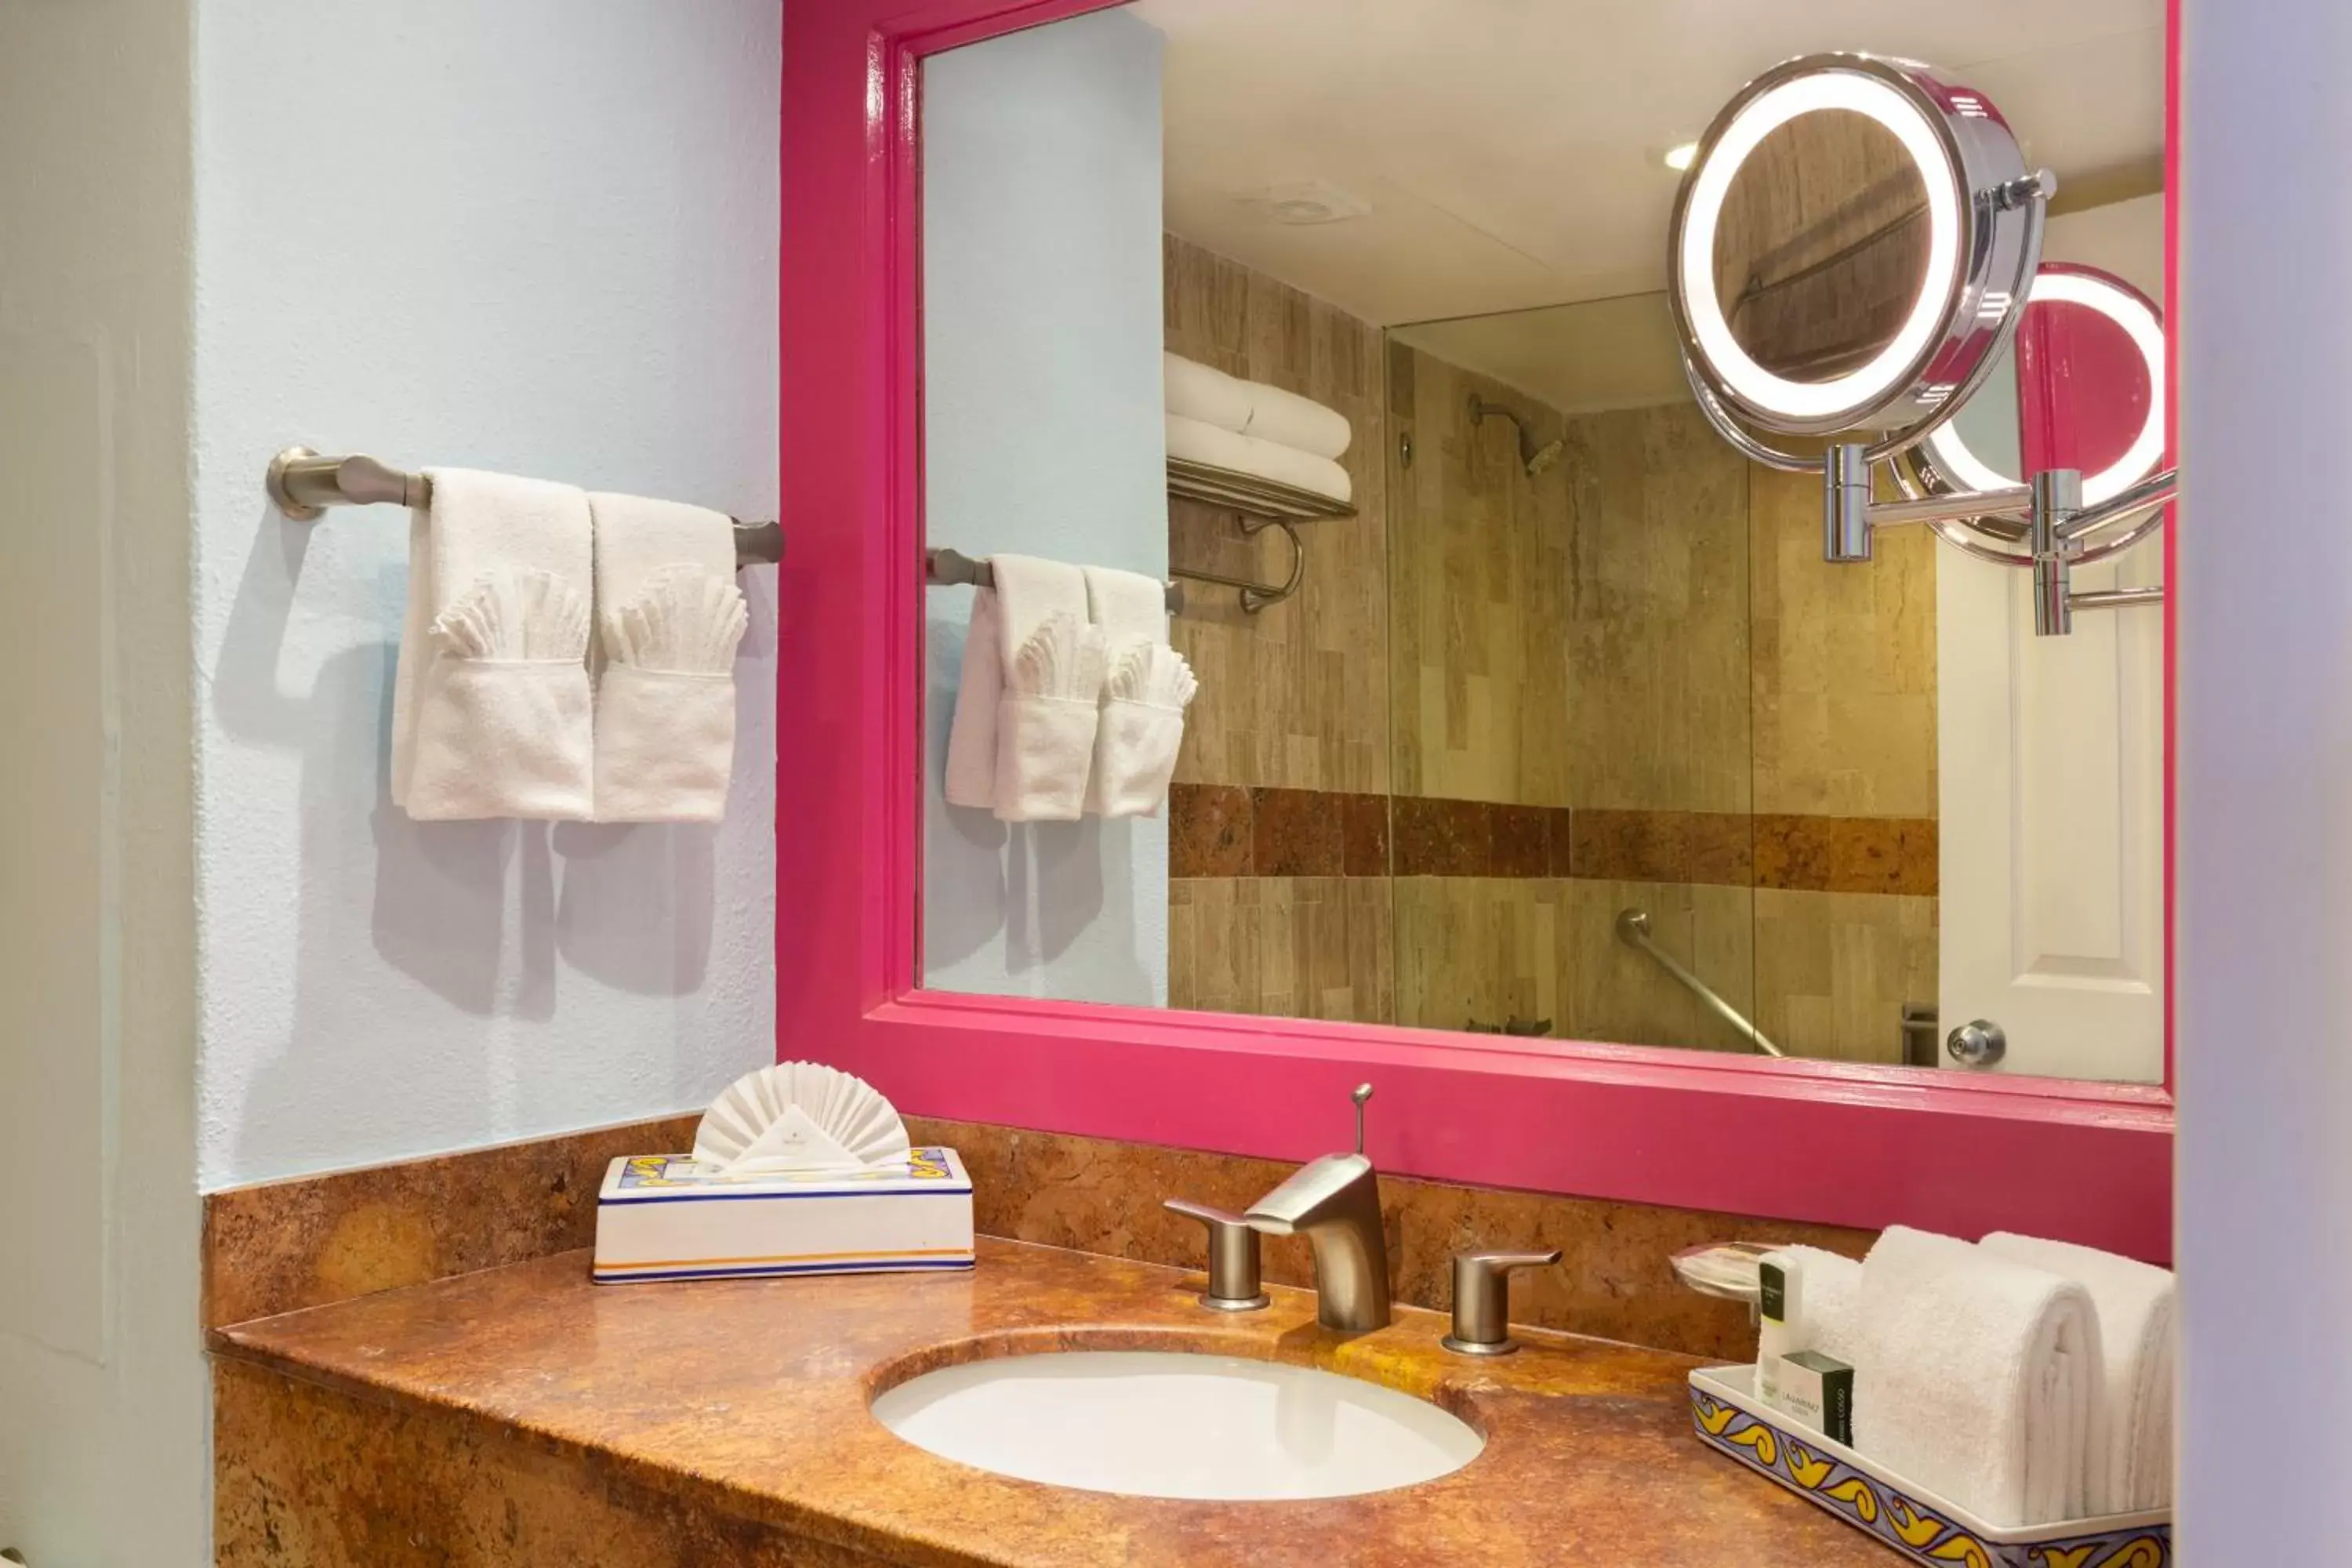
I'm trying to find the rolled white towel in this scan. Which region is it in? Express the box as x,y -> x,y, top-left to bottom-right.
1242,379 -> 1352,459
1853,1226 -> 2103,1528
1163,352 -> 1252,434
1982,1232 -> 2174,1514
1776,1244 -> 1864,1369
1165,414 -> 1352,505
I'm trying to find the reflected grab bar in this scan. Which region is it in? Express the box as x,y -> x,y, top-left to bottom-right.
1614,909 -> 1784,1058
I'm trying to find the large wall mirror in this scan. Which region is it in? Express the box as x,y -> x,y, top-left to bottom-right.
914,2 -> 2168,1089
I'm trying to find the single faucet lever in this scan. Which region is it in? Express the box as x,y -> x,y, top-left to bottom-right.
1443,1248 -> 1562,1356
1351,1081 -> 1372,1155
1163,1198 -> 1269,1312
1244,1150 -> 1391,1333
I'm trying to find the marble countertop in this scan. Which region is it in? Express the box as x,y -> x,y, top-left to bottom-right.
212,1236 -> 1886,1566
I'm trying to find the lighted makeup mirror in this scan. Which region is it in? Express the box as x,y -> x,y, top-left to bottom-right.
1668,52 -> 2175,635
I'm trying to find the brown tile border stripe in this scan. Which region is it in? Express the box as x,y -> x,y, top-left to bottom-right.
1754,813 -> 1938,897
1171,786 -> 1934,895
202,1112 -> 699,1328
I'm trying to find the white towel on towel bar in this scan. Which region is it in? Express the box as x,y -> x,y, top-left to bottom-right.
586,491 -> 747,823
942,554 -> 1105,822
1082,564 -> 1192,818
390,468 -> 595,820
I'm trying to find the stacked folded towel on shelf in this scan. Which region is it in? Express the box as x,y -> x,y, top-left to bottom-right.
1779,1226 -> 2175,1526
1163,352 -> 1352,504
943,554 -> 1196,822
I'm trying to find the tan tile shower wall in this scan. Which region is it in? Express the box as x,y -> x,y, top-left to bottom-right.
1388,343 -> 1576,808
1167,876 -> 1394,1025
1163,234 -> 1389,796
1563,401 -> 1755,815
1749,463 -> 1937,818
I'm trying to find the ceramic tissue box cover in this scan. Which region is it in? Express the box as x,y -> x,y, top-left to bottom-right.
1688,1366 -> 2170,1568
593,1148 -> 975,1284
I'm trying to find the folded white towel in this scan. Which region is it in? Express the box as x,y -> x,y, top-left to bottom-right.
994,609 -> 1106,821
390,468 -> 595,820
1163,352 -> 1252,434
1982,1232 -> 2173,1514
1165,414 -> 1352,504
1081,564 -> 1191,818
941,554 -> 1102,822
1242,380 -> 1352,459
1853,1226 -> 2102,1528
586,492 -> 747,823
1776,1244 -> 1864,1369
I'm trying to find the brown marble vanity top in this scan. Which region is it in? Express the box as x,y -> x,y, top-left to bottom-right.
212,1236 -> 1884,1566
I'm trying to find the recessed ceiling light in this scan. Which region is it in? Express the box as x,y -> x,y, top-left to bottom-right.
1663,141 -> 1700,172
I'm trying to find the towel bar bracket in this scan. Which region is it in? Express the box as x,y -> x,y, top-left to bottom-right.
1170,518 -> 1305,612
264,445 -> 786,569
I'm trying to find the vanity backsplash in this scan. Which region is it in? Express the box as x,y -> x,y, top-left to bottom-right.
205,1109 -> 1869,1359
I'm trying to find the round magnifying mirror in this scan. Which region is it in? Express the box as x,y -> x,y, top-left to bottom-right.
1923,263 -> 2165,507
1669,53 -> 2050,460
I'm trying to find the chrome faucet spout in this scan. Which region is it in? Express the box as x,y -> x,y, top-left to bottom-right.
1244,1152 -> 1392,1332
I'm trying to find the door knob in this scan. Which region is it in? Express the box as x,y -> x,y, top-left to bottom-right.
1947,1019 -> 2008,1067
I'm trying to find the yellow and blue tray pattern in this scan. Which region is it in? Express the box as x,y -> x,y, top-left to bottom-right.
1689,1385 -> 2169,1568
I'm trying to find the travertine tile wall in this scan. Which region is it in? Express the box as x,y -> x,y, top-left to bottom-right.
1163,233 -> 1396,1023
1166,876 -> 1394,1024
1562,401 -> 1755,817
1163,234 -> 1389,796
1387,343 -> 1575,808
1749,463 -> 1938,818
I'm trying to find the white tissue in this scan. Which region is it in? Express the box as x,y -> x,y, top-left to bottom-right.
693,1061 -> 913,1175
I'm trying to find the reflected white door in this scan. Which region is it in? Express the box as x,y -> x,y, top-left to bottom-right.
1936,540 -> 2165,1080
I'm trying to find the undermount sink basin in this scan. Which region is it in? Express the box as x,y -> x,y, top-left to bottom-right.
869,1349 -> 1484,1501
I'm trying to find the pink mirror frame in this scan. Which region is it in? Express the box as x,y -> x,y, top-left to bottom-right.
777,0 -> 2178,1260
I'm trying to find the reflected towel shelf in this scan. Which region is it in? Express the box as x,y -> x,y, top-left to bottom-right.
1166,456 -> 1355,613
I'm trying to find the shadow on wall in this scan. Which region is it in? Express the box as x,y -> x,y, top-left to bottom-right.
207,504 -> 775,1169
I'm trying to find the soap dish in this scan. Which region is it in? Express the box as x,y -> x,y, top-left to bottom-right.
1670,1240 -> 1788,1314
1690,1364 -> 2170,1566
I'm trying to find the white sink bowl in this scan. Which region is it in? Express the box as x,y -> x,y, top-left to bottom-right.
869,1349 -> 1484,1501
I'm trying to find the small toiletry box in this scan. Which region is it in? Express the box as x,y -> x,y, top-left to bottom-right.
1689,1365 -> 2170,1567
593,1147 -> 975,1284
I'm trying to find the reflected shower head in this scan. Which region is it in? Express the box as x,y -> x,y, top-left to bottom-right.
1468,394 -> 1565,478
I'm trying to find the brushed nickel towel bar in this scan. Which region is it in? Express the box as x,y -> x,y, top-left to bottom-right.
925,546 -> 1185,613
264,446 -> 786,570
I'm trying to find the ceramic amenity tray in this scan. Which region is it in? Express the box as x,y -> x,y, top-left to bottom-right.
1688,1365 -> 2170,1567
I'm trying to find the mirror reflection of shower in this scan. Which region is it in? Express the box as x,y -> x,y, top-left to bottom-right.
1468,394 -> 1566,477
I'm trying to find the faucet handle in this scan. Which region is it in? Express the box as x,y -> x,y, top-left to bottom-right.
1442,1247 -> 1562,1356
1164,1199 -> 1270,1312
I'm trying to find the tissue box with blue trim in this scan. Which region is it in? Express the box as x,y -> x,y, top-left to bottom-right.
593,1062 -> 975,1285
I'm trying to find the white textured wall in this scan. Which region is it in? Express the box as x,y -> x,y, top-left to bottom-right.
920,11 -> 1171,1006
0,0 -> 202,1557
191,0 -> 782,1188
2177,0 -> 2352,1553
